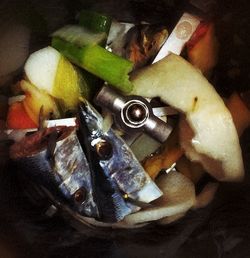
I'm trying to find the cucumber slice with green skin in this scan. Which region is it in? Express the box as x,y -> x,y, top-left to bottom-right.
52,25 -> 107,47
52,37 -> 134,93
79,9 -> 112,34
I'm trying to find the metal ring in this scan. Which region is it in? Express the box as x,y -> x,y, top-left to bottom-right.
121,100 -> 149,128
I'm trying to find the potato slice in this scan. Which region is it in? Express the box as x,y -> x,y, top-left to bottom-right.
122,171 -> 195,225
131,54 -> 244,182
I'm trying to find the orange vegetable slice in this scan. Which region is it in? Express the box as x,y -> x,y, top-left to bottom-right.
7,101 -> 37,129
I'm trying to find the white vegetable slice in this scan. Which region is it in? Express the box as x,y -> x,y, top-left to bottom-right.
24,46 -> 60,94
24,46 -> 84,110
131,54 -> 244,182
122,171 -> 195,225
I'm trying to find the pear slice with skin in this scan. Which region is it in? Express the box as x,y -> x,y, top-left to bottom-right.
131,54 -> 244,182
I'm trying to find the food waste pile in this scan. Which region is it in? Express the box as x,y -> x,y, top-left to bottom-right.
0,6 -> 248,229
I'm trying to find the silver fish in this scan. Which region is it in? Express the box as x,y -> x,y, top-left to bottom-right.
9,126 -> 99,218
9,102 -> 162,223
9,124 -> 138,222
78,100 -> 163,205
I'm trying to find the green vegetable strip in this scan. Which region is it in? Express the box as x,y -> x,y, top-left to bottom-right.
78,10 -> 112,96
52,37 -> 134,93
79,9 -> 112,34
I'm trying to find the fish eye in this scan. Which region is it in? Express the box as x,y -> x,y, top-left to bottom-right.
74,188 -> 87,203
95,139 -> 113,160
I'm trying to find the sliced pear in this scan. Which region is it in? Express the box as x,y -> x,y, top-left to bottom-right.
24,46 -> 86,111
131,54 -> 244,182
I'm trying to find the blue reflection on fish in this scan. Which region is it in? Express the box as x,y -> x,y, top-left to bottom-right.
9,100 -> 162,222
9,126 -> 100,218
77,100 -> 162,216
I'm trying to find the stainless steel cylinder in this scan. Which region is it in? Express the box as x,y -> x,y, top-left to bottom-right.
95,86 -> 173,143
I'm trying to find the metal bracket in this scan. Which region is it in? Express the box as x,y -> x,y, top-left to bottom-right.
94,86 -> 173,143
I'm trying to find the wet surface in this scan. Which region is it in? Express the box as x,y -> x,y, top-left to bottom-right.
1,0 -> 250,257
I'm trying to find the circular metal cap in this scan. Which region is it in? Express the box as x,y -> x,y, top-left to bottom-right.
122,100 -> 149,128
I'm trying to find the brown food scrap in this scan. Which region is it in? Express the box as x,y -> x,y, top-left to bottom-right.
192,96 -> 198,112
124,24 -> 168,69
143,129 -> 184,180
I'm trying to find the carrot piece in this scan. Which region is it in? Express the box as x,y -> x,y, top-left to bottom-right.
7,101 -> 37,129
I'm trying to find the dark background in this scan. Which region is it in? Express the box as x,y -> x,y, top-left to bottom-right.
1,0 -> 250,257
